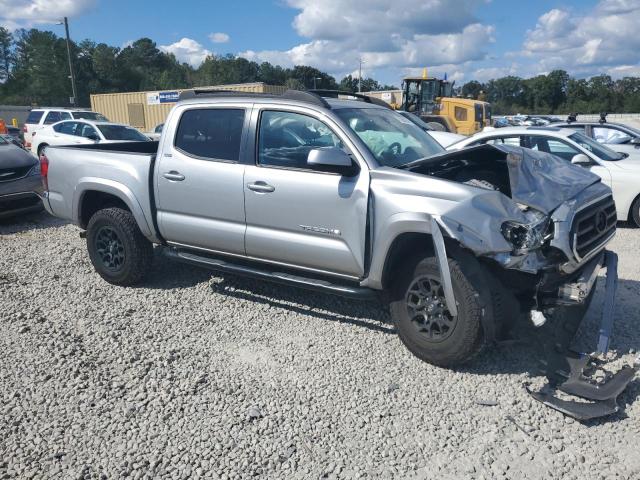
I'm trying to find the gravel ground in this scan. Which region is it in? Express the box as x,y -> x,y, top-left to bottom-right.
1,211 -> 639,480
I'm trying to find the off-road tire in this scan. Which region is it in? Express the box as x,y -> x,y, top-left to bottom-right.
630,196 -> 640,227
86,207 -> 153,286
389,255 -> 484,367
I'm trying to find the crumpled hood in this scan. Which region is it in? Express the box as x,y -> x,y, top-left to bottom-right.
405,144 -> 601,214
0,144 -> 37,170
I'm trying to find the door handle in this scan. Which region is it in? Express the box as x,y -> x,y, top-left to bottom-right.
247,181 -> 275,193
163,171 -> 185,181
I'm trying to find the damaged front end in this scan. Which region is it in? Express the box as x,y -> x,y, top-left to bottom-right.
529,250 -> 638,421
406,145 -> 638,420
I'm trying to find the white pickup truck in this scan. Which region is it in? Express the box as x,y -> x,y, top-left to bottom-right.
39,89 -> 637,419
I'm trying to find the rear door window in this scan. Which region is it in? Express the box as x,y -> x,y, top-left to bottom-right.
174,108 -> 245,161
78,123 -> 99,138
53,121 -> 78,135
524,135 -> 579,161
26,110 -> 44,124
44,111 -> 72,124
592,126 -> 632,144
482,136 -> 521,147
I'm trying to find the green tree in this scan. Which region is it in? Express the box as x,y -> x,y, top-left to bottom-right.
0,27 -> 12,82
461,80 -> 484,99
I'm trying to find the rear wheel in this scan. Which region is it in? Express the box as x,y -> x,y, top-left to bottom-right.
86,207 -> 153,286
389,255 -> 484,367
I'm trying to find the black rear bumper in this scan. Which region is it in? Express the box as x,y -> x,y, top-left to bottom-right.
0,191 -> 43,219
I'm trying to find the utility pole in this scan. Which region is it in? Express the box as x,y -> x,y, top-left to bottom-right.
358,58 -> 365,93
63,17 -> 78,107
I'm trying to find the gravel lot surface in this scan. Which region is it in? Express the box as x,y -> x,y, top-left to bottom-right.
1,212 -> 639,479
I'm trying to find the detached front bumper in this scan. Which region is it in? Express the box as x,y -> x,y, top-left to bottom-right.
528,250 -> 639,420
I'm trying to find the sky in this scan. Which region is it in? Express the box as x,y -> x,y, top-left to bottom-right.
1,0 -> 639,86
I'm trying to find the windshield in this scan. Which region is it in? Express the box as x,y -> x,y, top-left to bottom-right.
74,111 -> 109,121
399,112 -> 434,131
335,107 -> 444,167
569,132 -> 624,161
97,125 -> 149,141
620,124 -> 640,136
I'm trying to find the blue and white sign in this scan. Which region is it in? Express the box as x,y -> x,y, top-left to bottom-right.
147,91 -> 180,105
159,91 -> 179,103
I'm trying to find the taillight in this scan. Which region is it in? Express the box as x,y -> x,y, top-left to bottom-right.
24,130 -> 33,148
40,153 -> 49,191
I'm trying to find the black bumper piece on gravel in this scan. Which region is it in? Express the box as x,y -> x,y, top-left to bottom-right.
528,250 -> 638,421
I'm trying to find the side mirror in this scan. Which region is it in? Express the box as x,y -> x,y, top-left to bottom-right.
571,153 -> 592,166
307,147 -> 359,176
87,133 -> 100,142
631,137 -> 640,146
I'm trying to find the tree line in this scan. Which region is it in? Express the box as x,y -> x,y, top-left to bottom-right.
0,27 -> 396,107
460,70 -> 640,115
2,27 -> 639,114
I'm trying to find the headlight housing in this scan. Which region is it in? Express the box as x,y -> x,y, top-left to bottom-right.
501,209 -> 550,255
29,162 -> 40,176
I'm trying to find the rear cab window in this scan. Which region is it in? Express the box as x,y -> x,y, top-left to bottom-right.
174,108 -> 245,161
26,110 -> 44,124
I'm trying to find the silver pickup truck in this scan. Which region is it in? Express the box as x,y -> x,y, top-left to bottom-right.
40,89 -> 637,419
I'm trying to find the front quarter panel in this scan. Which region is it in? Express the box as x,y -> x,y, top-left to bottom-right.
365,168 -> 524,288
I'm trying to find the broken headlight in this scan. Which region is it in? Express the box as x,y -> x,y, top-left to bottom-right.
501,209 -> 550,255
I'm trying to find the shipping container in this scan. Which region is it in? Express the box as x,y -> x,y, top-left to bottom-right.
362,90 -> 403,108
90,83 -> 287,131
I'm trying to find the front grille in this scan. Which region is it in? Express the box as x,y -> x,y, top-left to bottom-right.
571,195 -> 616,260
0,166 -> 32,182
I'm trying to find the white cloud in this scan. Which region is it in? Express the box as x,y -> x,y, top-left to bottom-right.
160,38 -> 212,67
209,32 -> 230,44
239,0 -> 494,82
0,0 -> 96,28
522,0 -> 640,76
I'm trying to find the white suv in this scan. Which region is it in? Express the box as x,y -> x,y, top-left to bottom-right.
449,126 -> 640,225
22,108 -> 108,149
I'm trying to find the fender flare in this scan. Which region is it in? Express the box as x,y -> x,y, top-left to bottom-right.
363,211 -> 437,289
73,178 -> 153,237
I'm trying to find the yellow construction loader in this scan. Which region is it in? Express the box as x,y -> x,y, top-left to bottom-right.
400,70 -> 491,135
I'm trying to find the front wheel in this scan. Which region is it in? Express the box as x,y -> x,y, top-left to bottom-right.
389,255 -> 484,367
86,207 -> 153,286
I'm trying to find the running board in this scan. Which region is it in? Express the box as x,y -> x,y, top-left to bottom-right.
163,248 -> 377,300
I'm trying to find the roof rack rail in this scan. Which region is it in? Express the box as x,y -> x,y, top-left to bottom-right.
177,88 -> 330,109
308,89 -> 393,109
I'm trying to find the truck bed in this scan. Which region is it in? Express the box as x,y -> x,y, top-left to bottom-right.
43,141 -> 159,240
